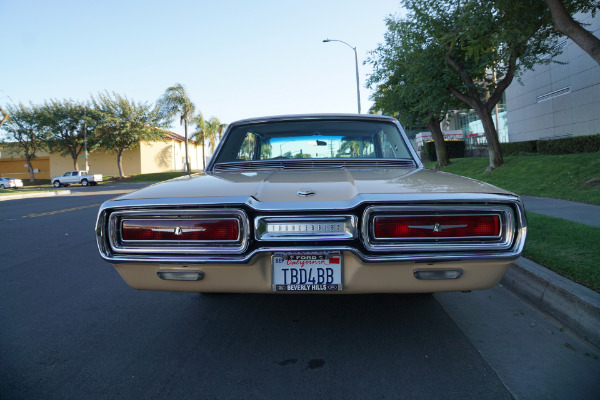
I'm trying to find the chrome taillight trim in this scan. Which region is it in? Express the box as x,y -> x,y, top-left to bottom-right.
255,215 -> 358,241
95,195 -> 527,264
362,205 -> 515,252
372,213 -> 503,240
105,209 -> 249,255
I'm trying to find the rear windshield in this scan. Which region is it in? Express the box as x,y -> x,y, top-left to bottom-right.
213,119 -> 413,164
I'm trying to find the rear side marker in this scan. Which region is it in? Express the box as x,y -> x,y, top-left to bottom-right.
157,270 -> 204,281
414,269 -> 463,280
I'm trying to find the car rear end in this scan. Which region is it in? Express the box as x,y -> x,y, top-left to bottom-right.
95,115 -> 527,294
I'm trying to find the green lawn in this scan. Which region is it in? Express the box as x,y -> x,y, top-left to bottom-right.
524,212 -> 600,293
428,153 -> 600,205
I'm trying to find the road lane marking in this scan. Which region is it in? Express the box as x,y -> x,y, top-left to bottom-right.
22,203 -> 102,218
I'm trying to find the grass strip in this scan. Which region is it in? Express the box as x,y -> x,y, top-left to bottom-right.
105,171 -> 191,183
523,212 -> 600,293
429,153 -> 600,205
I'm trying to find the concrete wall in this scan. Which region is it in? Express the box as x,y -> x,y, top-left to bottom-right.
0,157 -> 50,179
140,141 -> 174,174
506,12 -> 600,142
0,146 -> 51,179
50,147 -> 142,178
48,139 -> 204,177
1,139 -> 205,179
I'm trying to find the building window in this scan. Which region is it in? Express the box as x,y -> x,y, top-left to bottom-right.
536,87 -> 571,103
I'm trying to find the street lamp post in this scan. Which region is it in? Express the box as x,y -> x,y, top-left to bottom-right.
323,38 -> 361,114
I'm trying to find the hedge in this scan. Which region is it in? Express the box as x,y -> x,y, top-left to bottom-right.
501,134 -> 600,155
424,140 -> 465,161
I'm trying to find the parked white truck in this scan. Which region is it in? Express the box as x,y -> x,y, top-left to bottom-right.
52,171 -> 103,187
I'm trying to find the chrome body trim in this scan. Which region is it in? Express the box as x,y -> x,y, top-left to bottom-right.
255,215 -> 358,241
95,244 -> 524,264
362,205 -> 515,252
95,194 -> 527,264
95,192 -> 520,212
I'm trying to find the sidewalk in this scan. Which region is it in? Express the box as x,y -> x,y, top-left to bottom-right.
521,195 -> 600,228
504,196 -> 600,349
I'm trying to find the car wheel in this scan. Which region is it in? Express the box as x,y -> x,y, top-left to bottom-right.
53,181 -> 61,188
81,179 -> 89,186
0,184 -> 4,189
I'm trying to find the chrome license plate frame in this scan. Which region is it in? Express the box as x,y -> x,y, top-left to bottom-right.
271,251 -> 343,292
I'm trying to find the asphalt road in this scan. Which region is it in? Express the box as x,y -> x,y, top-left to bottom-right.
0,184 -> 598,399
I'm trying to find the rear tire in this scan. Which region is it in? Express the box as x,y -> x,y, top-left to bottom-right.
81,179 -> 89,186
53,181 -> 61,188
0,184 -> 5,189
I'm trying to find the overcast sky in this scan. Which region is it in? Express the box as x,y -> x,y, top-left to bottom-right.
1,0 -> 405,135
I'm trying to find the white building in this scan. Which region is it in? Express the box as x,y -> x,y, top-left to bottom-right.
505,12 -> 600,142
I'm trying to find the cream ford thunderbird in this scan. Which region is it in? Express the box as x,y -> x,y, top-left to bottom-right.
95,114 -> 527,293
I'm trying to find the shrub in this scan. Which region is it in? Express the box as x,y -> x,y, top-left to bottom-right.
501,140 -> 537,155
425,140 -> 465,161
536,134 -> 600,155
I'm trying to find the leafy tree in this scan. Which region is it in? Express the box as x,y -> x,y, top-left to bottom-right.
399,0 -> 564,171
544,0 -> 600,65
92,92 -> 166,179
158,83 -> 195,174
1,103 -> 48,182
367,17 -> 461,167
39,99 -> 98,170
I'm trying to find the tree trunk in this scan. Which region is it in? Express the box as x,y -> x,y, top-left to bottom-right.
25,154 -> 36,183
0,106 -> 8,128
71,151 -> 79,170
117,148 -> 125,179
545,0 -> 600,65
472,104 -> 504,171
184,119 -> 190,175
201,134 -> 205,171
426,118 -> 450,168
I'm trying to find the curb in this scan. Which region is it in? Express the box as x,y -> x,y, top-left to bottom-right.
501,257 -> 600,349
0,190 -> 71,201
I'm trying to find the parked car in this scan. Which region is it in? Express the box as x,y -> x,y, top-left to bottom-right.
52,171 -> 102,187
0,177 -> 24,189
95,114 -> 527,294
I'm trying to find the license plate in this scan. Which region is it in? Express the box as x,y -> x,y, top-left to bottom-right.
272,251 -> 342,291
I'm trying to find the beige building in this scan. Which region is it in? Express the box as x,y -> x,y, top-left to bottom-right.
0,131 -> 208,181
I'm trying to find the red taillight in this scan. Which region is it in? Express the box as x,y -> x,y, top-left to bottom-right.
373,215 -> 500,239
122,219 -> 239,241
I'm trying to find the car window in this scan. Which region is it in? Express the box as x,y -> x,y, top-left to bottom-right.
378,130 -> 411,158
236,132 -> 258,161
214,119 -> 413,164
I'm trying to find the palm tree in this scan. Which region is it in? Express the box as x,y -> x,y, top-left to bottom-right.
191,113 -> 206,170
204,117 -> 222,157
217,122 -> 228,143
158,83 -> 195,174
